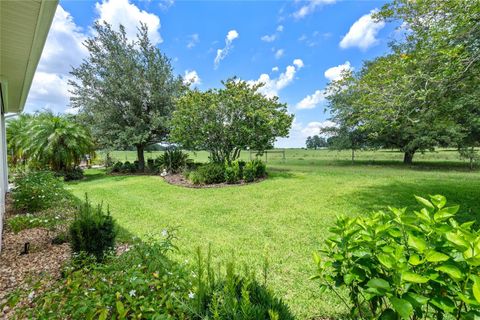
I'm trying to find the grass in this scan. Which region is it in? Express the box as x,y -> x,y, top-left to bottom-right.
70,149 -> 480,319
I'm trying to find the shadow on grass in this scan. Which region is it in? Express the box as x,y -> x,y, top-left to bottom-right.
342,179 -> 480,225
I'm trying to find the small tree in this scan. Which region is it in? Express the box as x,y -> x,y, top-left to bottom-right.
70,22 -> 185,171
322,125 -> 367,163
171,79 -> 293,163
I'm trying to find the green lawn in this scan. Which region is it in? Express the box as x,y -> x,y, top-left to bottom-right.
70,149 -> 480,319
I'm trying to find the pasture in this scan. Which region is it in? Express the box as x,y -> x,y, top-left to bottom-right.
70,149 -> 480,318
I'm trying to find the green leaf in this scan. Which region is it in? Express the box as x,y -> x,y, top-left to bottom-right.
445,231 -> 469,251
390,297 -> 414,319
434,206 -> 459,222
405,292 -> 429,306
473,276 -> 480,304
407,232 -> 427,252
435,264 -> 463,280
429,195 -> 447,209
425,250 -> 449,263
116,300 -> 126,319
402,271 -> 429,283
367,278 -> 391,291
379,308 -> 397,320
430,296 -> 455,313
415,196 -> 435,211
408,254 -> 424,266
378,253 -> 396,269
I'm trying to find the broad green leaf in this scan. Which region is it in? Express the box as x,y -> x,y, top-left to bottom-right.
414,209 -> 431,223
415,196 -> 435,211
379,308 -> 397,320
434,206 -> 459,222
390,297 -> 414,319
429,195 -> 446,209
473,276 -> 480,303
425,250 -> 449,262
445,231 -> 469,251
408,254 -> 424,266
402,271 -> 429,283
430,296 -> 455,313
378,253 -> 396,269
435,264 -> 463,280
405,292 -> 429,306
367,278 -> 391,291
407,232 -> 427,252
116,300 -> 126,319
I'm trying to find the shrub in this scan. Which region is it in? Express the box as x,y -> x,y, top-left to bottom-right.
7,213 -> 57,233
69,196 -> 116,262
62,167 -> 84,181
188,170 -> 204,185
224,160 -> 241,184
12,171 -> 69,212
313,195 -> 480,319
156,149 -> 192,174
251,159 -> 267,179
121,161 -> 136,173
196,163 -> 225,184
146,158 -> 157,173
111,161 -> 123,173
243,162 -> 255,182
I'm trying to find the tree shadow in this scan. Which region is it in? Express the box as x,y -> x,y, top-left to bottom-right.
342,179 -> 480,225
267,168 -> 297,180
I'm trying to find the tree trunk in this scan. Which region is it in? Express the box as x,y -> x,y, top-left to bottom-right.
351,148 -> 355,163
136,145 -> 145,172
403,150 -> 415,164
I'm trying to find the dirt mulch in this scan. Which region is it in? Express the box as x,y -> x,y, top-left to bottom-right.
162,173 -> 266,188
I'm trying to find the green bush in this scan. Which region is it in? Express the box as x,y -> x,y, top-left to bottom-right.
111,161 -> 123,173
62,167 -> 84,181
196,163 -> 225,184
243,162 -> 255,182
12,171 -> 69,212
313,195 -> 480,319
121,161 -> 136,173
156,149 -> 192,174
7,213 -> 58,233
69,196 -> 116,262
188,170 -> 204,185
146,158 -> 157,173
224,160 -> 241,184
251,159 -> 267,179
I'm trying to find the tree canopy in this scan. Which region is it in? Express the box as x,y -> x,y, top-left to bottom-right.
69,22 -> 185,170
170,79 -> 293,163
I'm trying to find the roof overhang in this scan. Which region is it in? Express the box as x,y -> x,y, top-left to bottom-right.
0,0 -> 58,113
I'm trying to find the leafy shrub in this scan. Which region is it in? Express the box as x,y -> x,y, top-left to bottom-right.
251,159 -> 267,179
121,161 -> 136,173
156,149 -> 192,174
146,158 -> 157,173
188,170 -> 204,185
195,163 -> 225,184
12,171 -> 69,212
69,196 -> 116,261
313,195 -> 480,319
7,213 -> 58,233
224,160 -> 241,184
62,167 -> 84,181
243,162 -> 255,182
111,161 -> 123,173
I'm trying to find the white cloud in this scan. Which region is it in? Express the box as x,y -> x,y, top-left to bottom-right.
187,33 -> 199,49
158,0 -> 175,10
274,49 -> 285,59
247,59 -> 304,98
296,90 -> 325,110
324,61 -> 353,81
339,9 -> 385,50
183,70 -> 201,86
276,25 -> 284,32
272,66 -> 279,72
95,0 -> 162,45
214,29 -> 239,69
301,120 -> 337,137
293,0 -> 337,19
25,5 -> 86,113
261,34 -> 277,42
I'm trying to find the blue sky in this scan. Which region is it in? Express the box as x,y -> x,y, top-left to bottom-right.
25,0 -> 396,147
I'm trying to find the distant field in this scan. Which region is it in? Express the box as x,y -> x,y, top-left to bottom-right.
99,148 -> 475,167
71,148 -> 479,318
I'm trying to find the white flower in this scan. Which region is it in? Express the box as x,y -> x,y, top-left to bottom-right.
129,289 -> 136,297
28,291 -> 35,301
161,229 -> 168,237
188,291 -> 195,299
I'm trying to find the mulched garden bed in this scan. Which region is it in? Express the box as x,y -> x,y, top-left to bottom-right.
162,173 -> 266,188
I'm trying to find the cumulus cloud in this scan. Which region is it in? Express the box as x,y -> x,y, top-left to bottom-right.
25,6 -> 87,113
339,9 -> 385,50
293,0 -> 337,19
261,25 -> 284,42
183,70 -> 201,86
247,59 -> 304,98
272,66 -> 279,72
95,0 -> 162,45
214,29 -> 239,69
296,90 -> 325,110
324,61 -> 353,81
301,120 -> 337,137
274,49 -> 285,59
187,33 -> 199,49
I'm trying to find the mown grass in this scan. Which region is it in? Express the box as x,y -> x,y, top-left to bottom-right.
70,149 -> 480,319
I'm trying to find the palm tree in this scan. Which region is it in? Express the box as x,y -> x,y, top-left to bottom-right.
6,114 -> 33,167
26,112 -> 94,172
